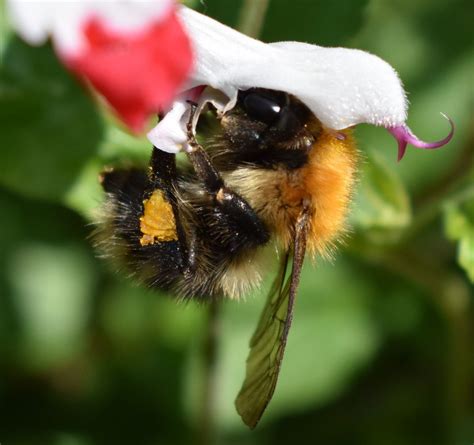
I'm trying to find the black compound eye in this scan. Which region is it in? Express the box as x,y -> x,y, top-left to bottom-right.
242,93 -> 282,124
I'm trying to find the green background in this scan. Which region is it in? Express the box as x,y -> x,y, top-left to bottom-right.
0,0 -> 473,444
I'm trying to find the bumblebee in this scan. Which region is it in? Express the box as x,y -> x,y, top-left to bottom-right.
95,88 -> 358,428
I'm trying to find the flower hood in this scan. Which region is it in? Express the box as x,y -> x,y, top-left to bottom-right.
148,6 -> 453,160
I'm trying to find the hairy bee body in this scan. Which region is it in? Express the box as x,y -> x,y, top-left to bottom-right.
95,89 -> 358,301
221,129 -> 357,256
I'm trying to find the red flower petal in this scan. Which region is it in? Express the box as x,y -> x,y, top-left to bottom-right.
63,8 -> 193,132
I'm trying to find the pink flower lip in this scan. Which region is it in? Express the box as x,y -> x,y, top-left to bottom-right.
388,113 -> 454,162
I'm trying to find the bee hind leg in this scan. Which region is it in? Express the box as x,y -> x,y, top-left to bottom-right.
97,152 -> 197,292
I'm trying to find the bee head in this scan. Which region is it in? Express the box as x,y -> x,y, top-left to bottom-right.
220,88 -> 321,151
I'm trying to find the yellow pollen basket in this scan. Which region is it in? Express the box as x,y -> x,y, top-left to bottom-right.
139,190 -> 178,246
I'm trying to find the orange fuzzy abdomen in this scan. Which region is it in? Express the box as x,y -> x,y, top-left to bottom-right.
305,130 -> 358,256
223,129 -> 358,257
277,130 -> 358,256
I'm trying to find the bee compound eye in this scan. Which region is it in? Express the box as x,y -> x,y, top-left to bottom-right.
243,93 -> 282,125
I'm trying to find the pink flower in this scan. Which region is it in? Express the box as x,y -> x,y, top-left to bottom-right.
148,6 -> 453,160
7,0 -> 193,132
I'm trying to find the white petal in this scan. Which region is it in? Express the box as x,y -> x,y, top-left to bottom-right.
147,87 -> 228,152
7,0 -> 174,56
147,96 -> 189,153
7,0 -> 54,45
179,6 -> 407,130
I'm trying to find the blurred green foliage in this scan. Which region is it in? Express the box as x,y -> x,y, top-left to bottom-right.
0,0 -> 473,444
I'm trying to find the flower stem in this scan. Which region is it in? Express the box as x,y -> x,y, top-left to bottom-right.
237,0 -> 271,38
199,299 -> 220,445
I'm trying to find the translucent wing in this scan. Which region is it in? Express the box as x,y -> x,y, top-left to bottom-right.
235,209 -> 310,429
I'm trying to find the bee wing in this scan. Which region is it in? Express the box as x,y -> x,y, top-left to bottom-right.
235,208 -> 310,429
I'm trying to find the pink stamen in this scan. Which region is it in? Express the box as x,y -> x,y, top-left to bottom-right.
387,113 -> 454,162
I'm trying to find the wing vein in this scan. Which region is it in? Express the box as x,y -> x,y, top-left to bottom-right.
235,207 -> 310,428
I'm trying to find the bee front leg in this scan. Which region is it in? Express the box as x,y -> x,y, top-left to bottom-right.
185,106 -> 270,248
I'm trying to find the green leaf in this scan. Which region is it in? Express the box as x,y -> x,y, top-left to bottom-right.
193,0 -> 244,28
64,125 -> 152,219
100,277 -> 203,349
261,0 -> 369,44
444,188 -> 474,282
0,187 -> 98,361
458,235 -> 474,283
351,150 -> 412,242
0,35 -> 155,219
0,37 -> 103,202
7,243 -> 96,369
0,0 -> 11,58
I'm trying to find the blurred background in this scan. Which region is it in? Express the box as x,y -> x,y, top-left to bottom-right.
0,0 -> 473,444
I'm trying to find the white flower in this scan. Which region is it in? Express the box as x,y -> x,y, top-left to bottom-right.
148,6 -> 453,160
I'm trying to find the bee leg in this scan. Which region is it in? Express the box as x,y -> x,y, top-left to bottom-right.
149,144 -> 178,187
185,101 -> 224,193
147,146 -> 199,273
185,105 -> 269,247
99,150 -> 198,285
